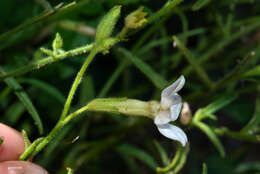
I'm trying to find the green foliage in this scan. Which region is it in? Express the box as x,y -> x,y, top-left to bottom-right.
192,0 -> 211,11
117,144 -> 158,171
202,163 -> 207,174
95,5 -> 121,42
2,75 -> 43,134
157,143 -> 189,173
118,47 -> 168,89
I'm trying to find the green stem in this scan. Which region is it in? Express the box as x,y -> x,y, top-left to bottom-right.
22,45 -> 98,159
63,105 -> 89,124
0,2 -> 75,43
60,45 -> 98,121
0,44 -> 93,81
214,127 -> 260,143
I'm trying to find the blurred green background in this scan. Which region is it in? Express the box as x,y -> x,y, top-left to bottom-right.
0,0 -> 260,174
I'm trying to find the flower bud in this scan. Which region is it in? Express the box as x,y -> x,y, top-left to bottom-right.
52,33 -> 63,52
125,7 -> 147,29
180,102 -> 192,125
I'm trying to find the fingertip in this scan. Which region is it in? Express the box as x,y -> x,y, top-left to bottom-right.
0,123 -> 25,161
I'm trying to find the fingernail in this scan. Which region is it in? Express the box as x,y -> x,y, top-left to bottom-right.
8,165 -> 25,174
1,161 -> 48,174
25,162 -> 48,174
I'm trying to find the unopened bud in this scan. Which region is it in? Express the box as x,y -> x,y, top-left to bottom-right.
52,33 -> 63,52
125,7 -> 147,29
180,102 -> 192,125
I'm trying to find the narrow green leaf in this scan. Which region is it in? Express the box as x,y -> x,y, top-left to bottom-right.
0,87 -> 11,102
4,77 -> 44,134
173,36 -> 213,88
34,0 -> 52,10
98,62 -> 126,98
214,127 -> 260,143
242,65 -> 260,77
192,0 -> 211,11
202,163 -> 208,174
0,2 -> 76,44
194,121 -> 225,157
117,144 -> 158,171
79,76 -> 95,105
19,137 -> 44,160
3,102 -> 25,124
172,145 -> 189,174
203,95 -> 237,115
118,47 -> 168,89
20,78 -> 65,104
154,141 -> 169,166
241,95 -> 260,133
157,143 -> 188,173
118,151 -> 139,173
95,6 -> 121,42
235,161 -> 260,173
22,130 -> 30,149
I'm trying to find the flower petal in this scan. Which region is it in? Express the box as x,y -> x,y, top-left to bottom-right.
154,111 -> 171,125
161,93 -> 182,110
170,102 -> 182,121
157,124 -> 187,146
161,75 -> 185,98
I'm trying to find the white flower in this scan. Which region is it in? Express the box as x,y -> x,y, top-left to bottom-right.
154,75 -> 188,146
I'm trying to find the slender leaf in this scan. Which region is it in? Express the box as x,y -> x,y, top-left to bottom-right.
202,95 -> 237,115
192,0 -> 211,11
22,130 -> 30,149
194,121 -> 225,157
173,36 -> 213,88
118,47 -> 168,89
157,143 -> 188,173
242,65 -> 260,77
172,145 -> 189,174
235,161 -> 260,173
95,6 -> 121,42
3,102 -> 25,124
4,77 -> 43,134
202,163 -> 208,174
241,94 -> 260,133
117,144 -> 158,171
20,78 -> 65,104
118,151 -> 139,173
154,141 -> 169,166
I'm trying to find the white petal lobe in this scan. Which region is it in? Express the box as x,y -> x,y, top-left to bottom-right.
170,102 -> 182,121
169,93 -> 182,105
157,124 -> 187,146
161,75 -> 185,98
154,111 -> 171,125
